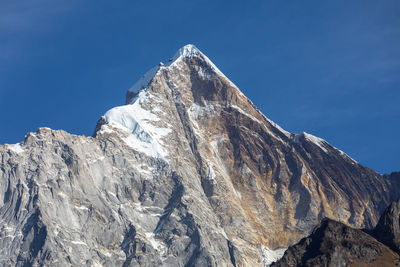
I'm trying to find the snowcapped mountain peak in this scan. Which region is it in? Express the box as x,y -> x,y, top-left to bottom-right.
126,44 -> 239,104
126,44 -> 203,100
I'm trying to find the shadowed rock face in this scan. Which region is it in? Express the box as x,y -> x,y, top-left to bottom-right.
273,198 -> 400,267
0,45 -> 399,266
374,195 -> 400,254
272,218 -> 400,267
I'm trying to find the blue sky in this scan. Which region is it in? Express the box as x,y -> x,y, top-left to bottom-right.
0,0 -> 399,173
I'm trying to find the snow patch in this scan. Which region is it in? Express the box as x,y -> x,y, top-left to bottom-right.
295,132 -> 358,164
335,148 -> 358,164
171,44 -> 242,94
128,65 -> 160,94
229,104 -> 262,124
234,188 -> 242,199
188,102 -> 216,119
229,104 -> 290,143
259,245 -> 286,266
132,202 -> 163,217
103,90 -> 171,160
265,117 -> 291,138
198,66 -> 213,79
144,232 -> 166,253
207,162 -> 216,181
240,163 -> 252,174
74,205 -> 89,211
8,143 -> 24,154
298,132 -> 328,153
171,44 -> 201,62
71,240 -> 88,247
38,127 -> 52,131
98,124 -> 114,135
130,44 -> 244,98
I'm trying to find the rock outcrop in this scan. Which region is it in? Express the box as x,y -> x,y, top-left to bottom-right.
0,44 -> 399,266
272,218 -> 400,267
273,198 -> 400,266
374,196 -> 400,254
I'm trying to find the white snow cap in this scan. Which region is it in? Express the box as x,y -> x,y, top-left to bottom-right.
171,44 -> 202,61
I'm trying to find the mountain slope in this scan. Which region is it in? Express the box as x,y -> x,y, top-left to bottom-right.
273,198 -> 400,266
0,44 -> 399,266
271,218 -> 400,267
373,194 -> 400,254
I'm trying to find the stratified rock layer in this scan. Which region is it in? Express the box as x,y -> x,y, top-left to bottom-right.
0,45 -> 399,266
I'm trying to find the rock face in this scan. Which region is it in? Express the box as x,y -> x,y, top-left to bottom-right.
271,218 -> 400,267
0,44 -> 399,266
273,198 -> 400,267
374,196 -> 400,254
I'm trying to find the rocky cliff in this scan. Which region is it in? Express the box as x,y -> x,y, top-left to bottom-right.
0,44 -> 399,266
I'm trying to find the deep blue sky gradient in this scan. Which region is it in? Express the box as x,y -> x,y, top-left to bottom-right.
0,0 -> 399,173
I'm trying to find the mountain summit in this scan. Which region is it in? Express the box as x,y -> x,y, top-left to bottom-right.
1,45 -> 399,266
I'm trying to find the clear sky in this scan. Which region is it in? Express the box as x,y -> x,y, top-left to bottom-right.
0,1 -> 399,174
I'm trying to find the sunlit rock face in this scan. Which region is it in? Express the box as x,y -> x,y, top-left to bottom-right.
1,44 -> 399,266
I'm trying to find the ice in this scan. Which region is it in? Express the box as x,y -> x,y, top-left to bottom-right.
258,245 -> 286,266
103,90 -> 171,160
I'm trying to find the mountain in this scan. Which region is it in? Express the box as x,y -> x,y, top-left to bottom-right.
272,198 -> 400,267
0,44 -> 398,266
